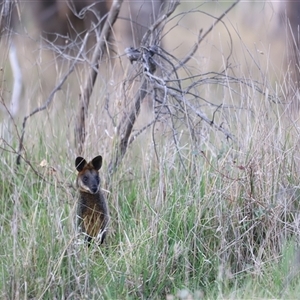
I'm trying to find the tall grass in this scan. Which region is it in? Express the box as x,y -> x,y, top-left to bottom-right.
1,108 -> 300,299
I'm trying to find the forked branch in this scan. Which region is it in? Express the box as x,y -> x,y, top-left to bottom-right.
107,0 -> 180,178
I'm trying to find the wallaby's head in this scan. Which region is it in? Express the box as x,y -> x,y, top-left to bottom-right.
75,155 -> 102,194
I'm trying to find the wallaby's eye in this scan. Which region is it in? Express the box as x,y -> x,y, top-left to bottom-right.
82,175 -> 88,184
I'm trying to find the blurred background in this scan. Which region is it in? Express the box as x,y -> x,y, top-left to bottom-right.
0,0 -> 290,135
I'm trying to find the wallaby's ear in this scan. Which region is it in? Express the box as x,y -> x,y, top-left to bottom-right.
91,155 -> 102,171
75,157 -> 87,172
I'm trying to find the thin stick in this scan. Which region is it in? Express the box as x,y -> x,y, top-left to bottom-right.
107,1 -> 180,179
153,82 -> 236,143
140,0 -> 180,46
108,79 -> 148,177
16,33 -> 90,165
75,0 -> 124,154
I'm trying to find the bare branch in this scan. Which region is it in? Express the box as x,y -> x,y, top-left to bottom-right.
153,82 -> 236,143
107,1 -> 181,180
140,0 -> 180,46
107,0 -> 240,180
197,0 -> 240,45
16,32 -> 90,166
108,78 -> 148,177
173,29 -> 203,72
75,0 -> 124,154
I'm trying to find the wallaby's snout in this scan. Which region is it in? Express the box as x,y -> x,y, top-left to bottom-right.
90,179 -> 99,194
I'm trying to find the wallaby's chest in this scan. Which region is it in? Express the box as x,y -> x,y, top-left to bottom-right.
79,192 -> 105,213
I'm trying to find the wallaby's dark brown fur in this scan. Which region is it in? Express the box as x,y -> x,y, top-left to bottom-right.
75,155 -> 109,245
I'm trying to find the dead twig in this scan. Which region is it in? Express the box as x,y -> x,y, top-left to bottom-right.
74,0 -> 124,154
16,32 -> 90,166
108,78 -> 148,177
153,82 -> 236,143
107,1 -> 180,180
140,0 -> 180,46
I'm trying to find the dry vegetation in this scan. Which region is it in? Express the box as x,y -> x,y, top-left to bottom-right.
1,0 -> 300,299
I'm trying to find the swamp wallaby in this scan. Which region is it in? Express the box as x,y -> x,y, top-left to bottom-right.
75,155 -> 109,245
